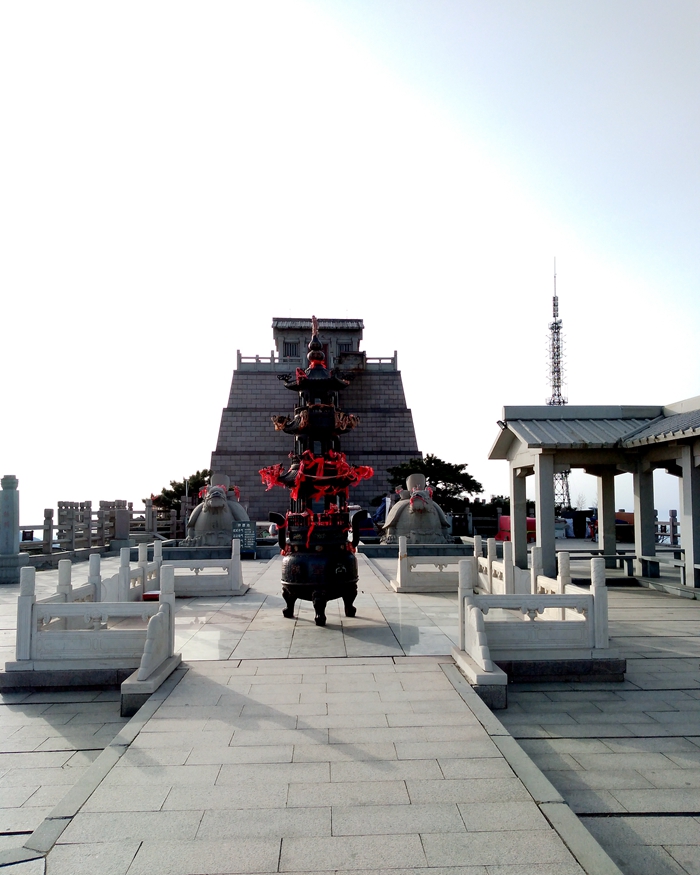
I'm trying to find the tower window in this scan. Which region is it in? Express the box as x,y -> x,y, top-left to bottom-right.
284,342 -> 299,358
337,343 -> 352,353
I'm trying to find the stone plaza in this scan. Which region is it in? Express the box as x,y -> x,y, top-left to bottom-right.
2,550 -> 700,874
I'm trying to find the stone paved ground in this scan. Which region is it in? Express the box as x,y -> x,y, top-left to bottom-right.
499,584 -> 700,875
3,551 -> 700,873
39,656 -> 588,875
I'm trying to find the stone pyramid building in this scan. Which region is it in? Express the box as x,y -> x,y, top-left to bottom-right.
211,318 -> 420,522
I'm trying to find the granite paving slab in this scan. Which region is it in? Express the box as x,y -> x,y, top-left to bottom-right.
500,584 -> 700,874
0,655 -> 597,874
0,554 -> 667,874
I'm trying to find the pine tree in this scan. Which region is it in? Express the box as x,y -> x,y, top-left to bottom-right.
149,469 -> 212,511
386,455 -> 483,513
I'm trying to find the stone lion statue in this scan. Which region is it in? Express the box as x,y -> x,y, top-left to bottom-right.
181,483 -> 249,547
381,473 -> 451,545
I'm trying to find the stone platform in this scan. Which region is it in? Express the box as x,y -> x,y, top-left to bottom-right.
2,551 -> 699,873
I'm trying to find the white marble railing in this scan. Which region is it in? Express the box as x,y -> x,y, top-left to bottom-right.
391,536 -> 461,592
473,536 -> 530,595
10,563 -> 176,669
457,555 -> 609,662
166,539 -> 247,596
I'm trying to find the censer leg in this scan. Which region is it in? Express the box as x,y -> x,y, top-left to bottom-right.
342,586 -> 358,617
282,588 -> 297,619
312,591 -> 328,626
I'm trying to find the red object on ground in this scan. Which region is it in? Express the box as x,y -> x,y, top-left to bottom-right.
494,515 -> 537,542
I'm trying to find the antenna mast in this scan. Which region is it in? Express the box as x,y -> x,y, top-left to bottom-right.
546,258 -> 571,509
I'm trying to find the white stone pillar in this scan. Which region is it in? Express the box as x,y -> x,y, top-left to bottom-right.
557,551 -> 571,592
56,559 -> 72,629
16,566 -> 35,660
57,559 -> 72,601
510,464 -> 528,570
680,445 -> 700,588
42,508 -> 54,555
159,564 -> 176,656
503,540 -> 514,594
534,454 -> 556,578
231,538 -> 242,590
154,539 -> 163,569
0,474 -> 29,584
118,547 -> 131,601
591,557 -> 608,649
633,463 -> 656,576
397,536 -> 408,589
458,558 -> 476,651
88,553 -> 102,602
530,545 -> 542,594
486,537 -> 497,589
597,469 -> 617,569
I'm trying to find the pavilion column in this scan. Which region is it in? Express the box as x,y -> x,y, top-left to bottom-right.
597,469 -> 617,569
534,453 -> 556,578
679,445 -> 700,587
633,462 -> 656,577
510,464 -> 528,570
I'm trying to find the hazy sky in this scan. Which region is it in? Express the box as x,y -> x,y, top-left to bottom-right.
2,1 -> 698,525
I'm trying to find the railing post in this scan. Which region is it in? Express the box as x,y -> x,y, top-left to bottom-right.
137,542 -> 148,591
145,499 -> 154,534
55,559 -> 72,629
57,559 -> 72,601
458,557 -> 476,652
84,501 -> 92,548
112,508 -> 131,550
486,538 -> 496,590
69,504 -> 76,552
397,536 -> 408,588
88,553 -> 101,602
473,534 -> 482,558
557,551 -> 571,593
154,539 -> 163,568
0,474 -> 30,583
555,551 -> 570,619
159,564 -> 176,656
96,508 -> 105,547
669,509 -> 679,546
42,508 -> 54,555
170,509 -> 177,539
503,540 -> 514,594
16,566 -> 35,660
231,538 -> 241,589
530,545 -> 542,594
591,557 -> 608,649
118,547 -> 131,601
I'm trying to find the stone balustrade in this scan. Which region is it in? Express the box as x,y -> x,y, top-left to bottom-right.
390,536 -> 461,592
165,539 -> 248,596
453,554 -> 623,708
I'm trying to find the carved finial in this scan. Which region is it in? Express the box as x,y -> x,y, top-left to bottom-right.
307,315 -> 325,365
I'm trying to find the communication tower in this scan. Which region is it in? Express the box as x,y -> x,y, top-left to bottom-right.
547,259 -> 571,509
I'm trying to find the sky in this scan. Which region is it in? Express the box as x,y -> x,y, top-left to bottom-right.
1,0 -> 698,527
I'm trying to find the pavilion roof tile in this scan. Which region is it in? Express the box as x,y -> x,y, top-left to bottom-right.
507,417 -> 655,449
622,409 -> 700,446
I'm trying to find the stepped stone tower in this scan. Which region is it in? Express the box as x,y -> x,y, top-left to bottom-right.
211,318 -> 420,522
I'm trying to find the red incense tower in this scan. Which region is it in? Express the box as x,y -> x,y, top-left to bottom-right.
260,317 -> 373,625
